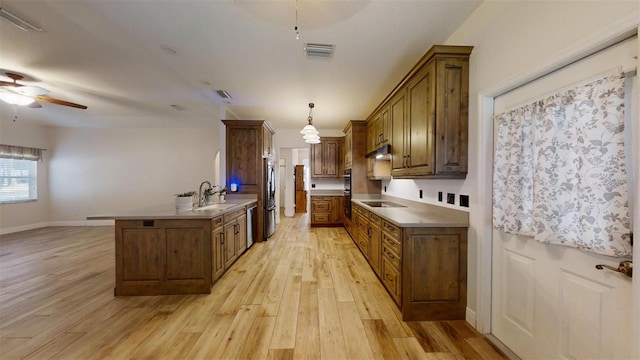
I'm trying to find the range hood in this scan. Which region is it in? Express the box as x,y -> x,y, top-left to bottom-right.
365,144 -> 391,159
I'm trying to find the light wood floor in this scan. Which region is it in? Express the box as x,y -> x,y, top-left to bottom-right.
0,214 -> 507,360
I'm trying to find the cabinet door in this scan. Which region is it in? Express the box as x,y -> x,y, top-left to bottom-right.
344,127 -> 352,169
369,224 -> 382,276
165,227 -> 207,281
227,126 -> 260,192
402,227 -> 467,321
212,225 -> 225,283
236,215 -> 247,256
120,228 -> 165,283
310,142 -> 324,178
331,196 -> 343,224
390,89 -> 407,171
366,118 -> 377,152
323,139 -> 340,177
406,61 -> 435,176
263,127 -> 273,158
435,58 -> 469,176
224,222 -> 237,269
380,105 -> 390,146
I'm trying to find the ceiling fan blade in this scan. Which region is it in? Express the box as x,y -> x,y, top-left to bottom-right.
0,80 -> 20,87
36,95 -> 87,109
28,101 -> 43,108
15,85 -> 49,96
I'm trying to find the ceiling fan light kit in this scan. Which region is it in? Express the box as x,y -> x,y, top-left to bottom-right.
0,92 -> 34,106
0,72 -> 87,110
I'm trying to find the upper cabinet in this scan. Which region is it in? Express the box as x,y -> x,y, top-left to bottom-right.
366,106 -> 391,154
311,137 -> 344,178
369,45 -> 472,179
344,125 -> 353,170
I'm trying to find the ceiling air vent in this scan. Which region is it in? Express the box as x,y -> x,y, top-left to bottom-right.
215,90 -> 232,99
304,43 -> 335,58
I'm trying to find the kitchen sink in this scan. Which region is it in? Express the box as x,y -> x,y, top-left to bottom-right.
194,203 -> 237,210
361,201 -> 406,208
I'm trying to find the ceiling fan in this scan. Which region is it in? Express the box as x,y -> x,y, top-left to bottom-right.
0,72 -> 87,109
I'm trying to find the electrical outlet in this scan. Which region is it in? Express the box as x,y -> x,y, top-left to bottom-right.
419,190 -> 423,199
447,193 -> 455,205
460,195 -> 469,207
311,184 -> 316,188
438,191 -> 443,202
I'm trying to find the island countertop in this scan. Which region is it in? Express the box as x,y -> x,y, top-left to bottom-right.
352,196 -> 468,228
87,198 -> 258,220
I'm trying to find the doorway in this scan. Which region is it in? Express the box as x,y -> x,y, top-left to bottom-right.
484,34 -> 638,359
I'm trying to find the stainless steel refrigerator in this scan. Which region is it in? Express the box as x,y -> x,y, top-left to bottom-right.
264,158 -> 276,239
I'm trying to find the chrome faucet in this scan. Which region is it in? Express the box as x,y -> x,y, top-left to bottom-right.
198,181 -> 212,207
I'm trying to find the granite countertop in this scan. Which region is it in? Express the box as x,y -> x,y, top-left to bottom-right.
352,197 -> 469,228
87,198 -> 258,220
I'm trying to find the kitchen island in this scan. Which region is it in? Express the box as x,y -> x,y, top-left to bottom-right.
349,196 -> 469,321
88,197 -> 257,296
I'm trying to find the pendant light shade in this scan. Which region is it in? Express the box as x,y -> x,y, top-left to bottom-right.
300,103 -> 320,142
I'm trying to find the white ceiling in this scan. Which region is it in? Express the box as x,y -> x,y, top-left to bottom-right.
0,0 -> 481,130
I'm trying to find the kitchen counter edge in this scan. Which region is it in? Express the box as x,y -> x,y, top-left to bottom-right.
87,199 -> 258,220
351,198 -> 469,228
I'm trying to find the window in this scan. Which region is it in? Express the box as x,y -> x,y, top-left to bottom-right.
0,145 -> 42,203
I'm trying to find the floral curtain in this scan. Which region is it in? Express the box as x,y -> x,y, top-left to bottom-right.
493,73 -> 631,257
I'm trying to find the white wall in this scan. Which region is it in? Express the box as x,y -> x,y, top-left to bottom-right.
0,118 -> 51,233
48,126 -> 222,223
404,0 -> 638,327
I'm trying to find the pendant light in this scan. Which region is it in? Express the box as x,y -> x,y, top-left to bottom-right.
300,103 -> 320,144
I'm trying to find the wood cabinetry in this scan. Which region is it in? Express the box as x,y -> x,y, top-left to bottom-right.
223,120 -> 274,241
211,216 -> 225,283
115,219 -> 212,296
344,125 -> 353,170
223,209 -> 247,269
367,106 -> 391,153
343,121 -> 381,195
402,227 -> 467,321
310,137 -> 344,178
310,195 -> 343,227
367,45 -> 472,179
346,203 -> 468,321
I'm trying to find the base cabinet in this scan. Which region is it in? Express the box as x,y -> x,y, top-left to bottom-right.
115,219 -> 212,296
310,196 -> 343,227
402,227 -> 467,321
346,205 -> 467,321
212,216 -> 225,283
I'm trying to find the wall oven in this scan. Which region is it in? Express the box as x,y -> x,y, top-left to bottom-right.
344,169 -> 351,219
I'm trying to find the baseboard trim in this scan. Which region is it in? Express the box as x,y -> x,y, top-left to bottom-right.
0,222 -> 49,235
1,220 -> 115,235
465,307 -> 477,329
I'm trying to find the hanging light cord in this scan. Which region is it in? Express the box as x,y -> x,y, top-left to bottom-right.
307,103 -> 314,124
294,0 -> 299,40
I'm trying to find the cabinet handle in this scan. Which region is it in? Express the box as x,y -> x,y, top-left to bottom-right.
220,233 -> 225,245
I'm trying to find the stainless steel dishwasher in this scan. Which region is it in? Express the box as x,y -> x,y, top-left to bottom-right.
247,205 -> 257,248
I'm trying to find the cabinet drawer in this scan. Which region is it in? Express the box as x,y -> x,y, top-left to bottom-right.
382,220 -> 400,238
224,209 -> 245,222
382,231 -> 401,255
311,200 -> 331,213
382,243 -> 400,269
312,213 -> 331,224
369,213 -> 381,227
382,258 -> 401,304
212,216 -> 223,229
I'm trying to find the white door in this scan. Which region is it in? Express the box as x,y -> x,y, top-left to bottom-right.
491,37 -> 637,359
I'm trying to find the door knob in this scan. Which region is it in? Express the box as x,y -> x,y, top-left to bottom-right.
595,260 -> 632,278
